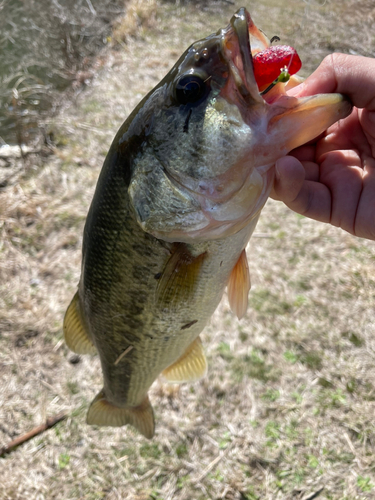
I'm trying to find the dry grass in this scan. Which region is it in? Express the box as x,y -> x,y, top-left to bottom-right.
112,0 -> 158,43
1,1 -> 375,499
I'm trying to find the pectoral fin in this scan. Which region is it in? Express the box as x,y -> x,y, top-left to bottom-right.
86,390 -> 155,439
156,243 -> 206,309
161,336 -> 207,384
227,249 -> 251,320
63,292 -> 96,355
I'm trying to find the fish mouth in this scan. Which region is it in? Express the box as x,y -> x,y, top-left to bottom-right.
221,7 -> 265,106
222,7 -> 352,154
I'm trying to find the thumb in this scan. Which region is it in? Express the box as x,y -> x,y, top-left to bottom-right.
271,156 -> 305,203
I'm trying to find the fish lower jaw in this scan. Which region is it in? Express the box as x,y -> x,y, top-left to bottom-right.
265,93 -> 352,153
152,167 -> 274,243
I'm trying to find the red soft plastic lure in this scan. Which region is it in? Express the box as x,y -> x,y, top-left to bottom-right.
253,45 -> 302,89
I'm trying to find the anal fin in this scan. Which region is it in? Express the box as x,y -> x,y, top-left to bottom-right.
63,291 -> 96,355
227,249 -> 251,320
161,336 -> 207,384
86,390 -> 155,439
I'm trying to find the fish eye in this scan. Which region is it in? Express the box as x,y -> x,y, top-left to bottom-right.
175,74 -> 209,106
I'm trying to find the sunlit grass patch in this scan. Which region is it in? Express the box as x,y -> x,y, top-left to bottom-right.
357,476 -> 374,493
112,0 -> 158,43
231,349 -> 280,383
249,288 -> 293,316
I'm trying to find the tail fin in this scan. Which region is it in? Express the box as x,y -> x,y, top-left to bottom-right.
86,390 -> 155,439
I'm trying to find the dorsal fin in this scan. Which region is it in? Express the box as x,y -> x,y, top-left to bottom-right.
227,249 -> 251,319
161,336 -> 207,384
63,292 -> 96,355
86,390 -> 155,439
155,243 -> 207,310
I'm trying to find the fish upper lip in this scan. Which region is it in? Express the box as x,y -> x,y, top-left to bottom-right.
221,8 -> 263,105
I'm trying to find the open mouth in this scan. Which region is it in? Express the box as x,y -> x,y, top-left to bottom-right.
221,8 -> 267,105
221,8 -> 304,107
221,8 -> 352,151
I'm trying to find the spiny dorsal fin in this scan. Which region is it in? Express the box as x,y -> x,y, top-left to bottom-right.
86,390 -> 155,439
156,243 -> 207,310
63,291 -> 96,355
227,248 -> 251,320
161,336 -> 207,384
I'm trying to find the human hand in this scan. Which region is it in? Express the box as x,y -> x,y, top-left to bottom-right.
271,53 -> 375,241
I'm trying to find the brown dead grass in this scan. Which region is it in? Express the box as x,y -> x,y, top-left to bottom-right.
1,1 -> 375,499
112,0 -> 158,43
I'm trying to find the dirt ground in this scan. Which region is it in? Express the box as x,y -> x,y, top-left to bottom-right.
1,0 -> 375,499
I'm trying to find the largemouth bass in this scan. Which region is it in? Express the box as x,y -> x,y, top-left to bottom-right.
64,8 -> 351,438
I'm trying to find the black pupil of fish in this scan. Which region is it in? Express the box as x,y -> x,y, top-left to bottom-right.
175,76 -> 206,105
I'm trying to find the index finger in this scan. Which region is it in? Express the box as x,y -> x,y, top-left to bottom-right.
292,53 -> 375,111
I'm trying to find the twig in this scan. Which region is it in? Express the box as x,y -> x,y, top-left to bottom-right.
0,165 -> 25,189
0,146 -> 40,159
193,444 -> 233,484
114,345 -> 133,365
0,412 -> 67,456
303,487 -> 325,500
85,0 -> 97,15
